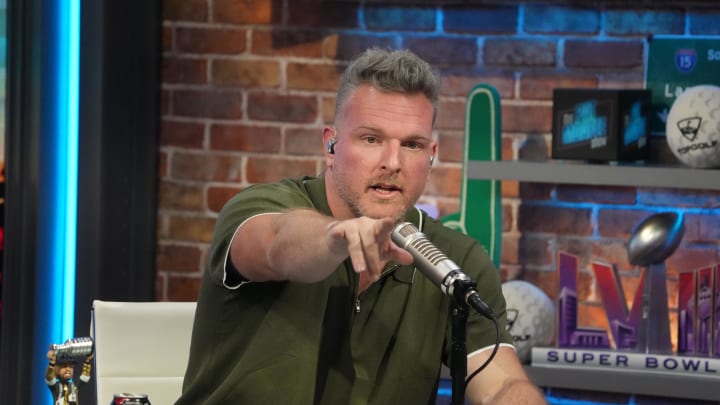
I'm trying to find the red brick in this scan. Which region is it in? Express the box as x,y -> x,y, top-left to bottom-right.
519,183 -> 553,201
162,26 -> 173,52
171,152 -> 243,182
502,180 -> 519,199
167,276 -> 202,301
685,213 -> 720,242
519,235 -> 552,266
404,37 -> 478,66
212,59 -> 280,88
553,235 -> 594,273
502,136 -> 514,160
440,73 -> 515,99
161,89 -> 171,115
666,247 -> 719,276
484,39 -> 556,67
520,73 -> 598,100
322,34 -> 395,61
501,235 -> 519,265
426,166 -> 462,197
214,0 -> 277,24
163,56 -> 207,85
208,186 -> 243,213
287,63 -> 342,91
157,244 -> 204,273
158,151 -> 169,178
589,240 -> 634,271
168,215 -> 217,243
437,131 -> 463,163
286,0 -> 358,28
557,185 -> 637,205
564,40 -> 644,69
158,180 -> 206,211
246,157 -> 318,183
519,205 -> 592,236
247,93 -> 318,123
605,9 -> 684,36
502,203 -> 513,232
436,99 -> 465,131
501,104 -> 552,133
156,214 -> 169,239
521,271 -> 557,301
252,29 -> 327,58
596,209 -> 653,238
435,199 -> 459,219
160,120 -> 205,149
163,0 -> 208,22
638,188 -> 720,208
499,265 -> 521,282
210,124 -> 282,153
598,72 -> 645,89
173,89 -> 243,119
176,27 -> 247,54
443,5 -> 518,35
321,96 -> 336,124
286,127 -> 324,156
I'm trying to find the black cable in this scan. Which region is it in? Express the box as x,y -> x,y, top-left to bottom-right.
464,314 -> 500,389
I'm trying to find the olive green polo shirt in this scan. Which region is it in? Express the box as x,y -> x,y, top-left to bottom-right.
177,176 -> 512,405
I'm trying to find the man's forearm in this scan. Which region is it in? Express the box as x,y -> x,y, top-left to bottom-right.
231,209 -> 404,283
265,209 -> 349,282
482,378 -> 547,405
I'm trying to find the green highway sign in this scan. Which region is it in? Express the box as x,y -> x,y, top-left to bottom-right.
646,36 -> 720,136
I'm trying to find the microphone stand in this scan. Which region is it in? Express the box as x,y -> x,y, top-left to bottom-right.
449,278 -> 476,405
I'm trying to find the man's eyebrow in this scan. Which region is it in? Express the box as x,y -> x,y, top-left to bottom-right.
403,133 -> 433,142
355,125 -> 382,133
352,125 -> 432,141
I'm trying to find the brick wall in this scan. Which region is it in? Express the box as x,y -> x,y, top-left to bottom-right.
158,0 -> 720,402
158,2 -> 720,401
158,0 -> 720,303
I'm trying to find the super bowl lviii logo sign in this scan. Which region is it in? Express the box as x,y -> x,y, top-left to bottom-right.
557,252 -> 639,350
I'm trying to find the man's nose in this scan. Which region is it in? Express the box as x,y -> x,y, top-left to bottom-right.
380,143 -> 402,172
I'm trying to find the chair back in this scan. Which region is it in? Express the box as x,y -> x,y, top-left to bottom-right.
91,300 -> 196,405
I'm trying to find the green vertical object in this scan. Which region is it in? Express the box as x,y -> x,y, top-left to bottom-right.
441,84 -> 502,268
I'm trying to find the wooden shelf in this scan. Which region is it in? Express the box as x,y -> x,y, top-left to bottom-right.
467,160 -> 720,190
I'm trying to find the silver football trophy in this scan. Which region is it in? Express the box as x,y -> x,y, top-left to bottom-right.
627,212 -> 684,354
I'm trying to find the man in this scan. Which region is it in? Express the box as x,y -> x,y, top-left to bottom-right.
45,347 -> 92,405
177,48 -> 546,404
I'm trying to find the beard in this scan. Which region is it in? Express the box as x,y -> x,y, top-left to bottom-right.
333,170 -> 417,222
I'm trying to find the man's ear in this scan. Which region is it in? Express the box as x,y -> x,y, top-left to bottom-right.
323,126 -> 337,156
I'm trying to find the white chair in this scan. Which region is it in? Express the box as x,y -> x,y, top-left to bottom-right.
90,300 -> 197,405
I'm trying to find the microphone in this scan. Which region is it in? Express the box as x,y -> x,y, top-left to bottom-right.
392,222 -> 495,320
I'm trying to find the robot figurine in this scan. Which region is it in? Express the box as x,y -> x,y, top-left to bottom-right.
45,337 -> 94,405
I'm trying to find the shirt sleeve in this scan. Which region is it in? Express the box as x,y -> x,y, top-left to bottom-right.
443,241 -> 514,361
205,179 -> 315,289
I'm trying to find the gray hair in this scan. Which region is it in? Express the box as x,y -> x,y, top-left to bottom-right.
334,48 -> 440,123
